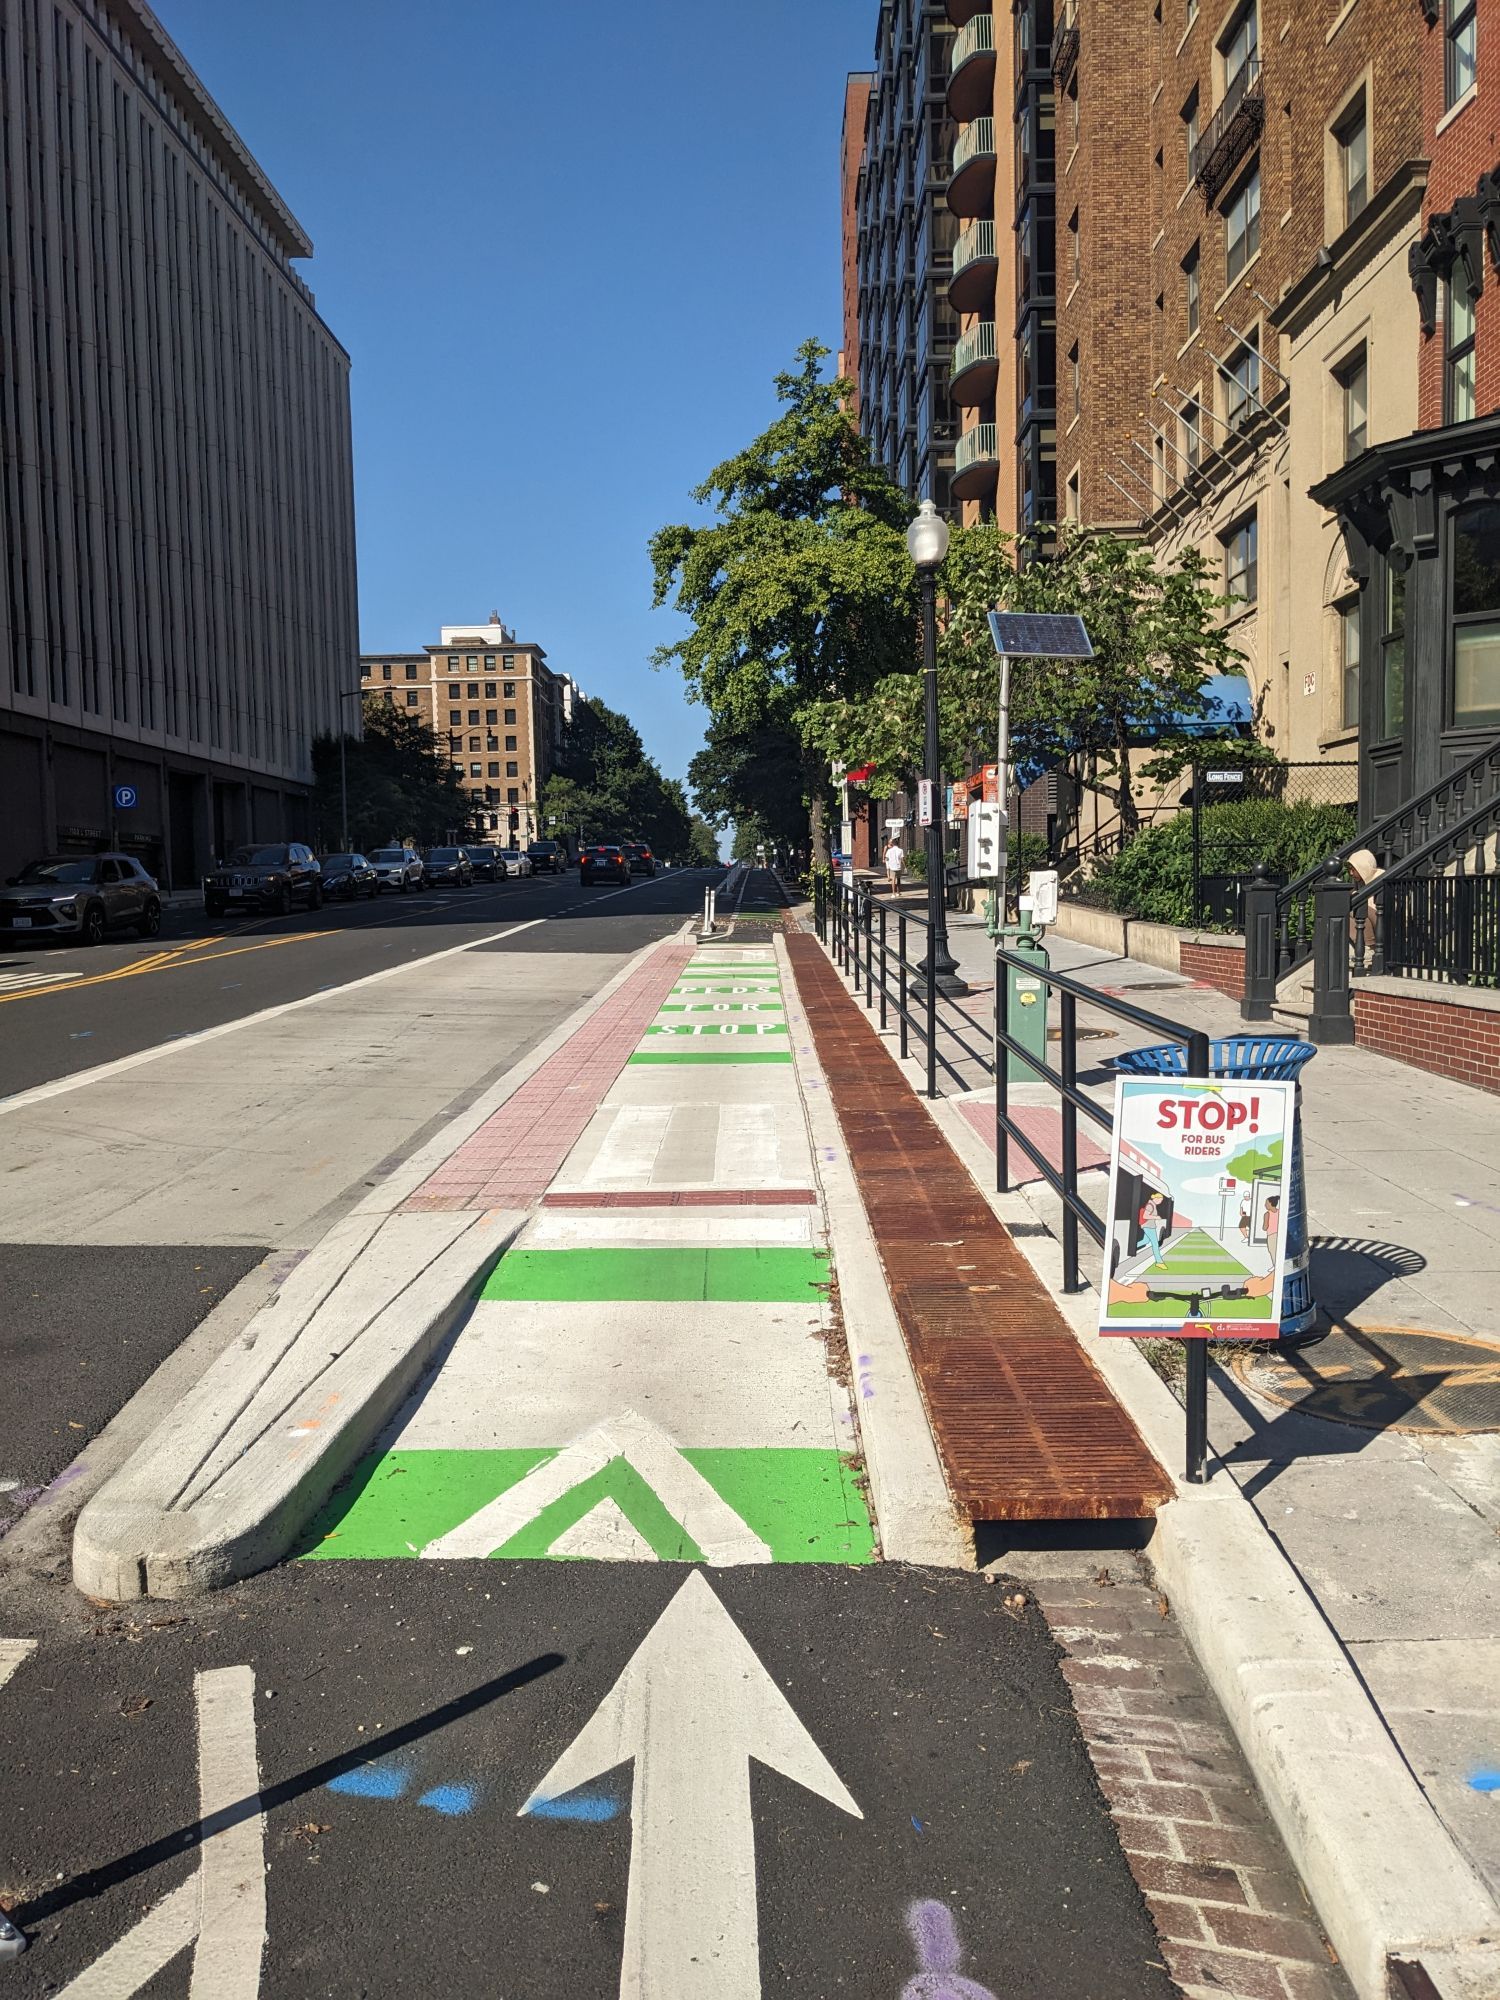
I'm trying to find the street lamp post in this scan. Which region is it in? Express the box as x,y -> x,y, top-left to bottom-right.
906,500 -> 967,999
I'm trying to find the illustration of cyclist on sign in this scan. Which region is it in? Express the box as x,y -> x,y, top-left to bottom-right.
1099,1076 -> 1296,1338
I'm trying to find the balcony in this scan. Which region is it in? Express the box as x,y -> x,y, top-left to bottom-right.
1052,19 -> 1079,87
1190,58 -> 1264,204
948,219 -> 999,312
952,422 -> 1000,499
947,14 -> 995,122
945,0 -> 988,22
947,117 -> 996,218
950,321 -> 999,403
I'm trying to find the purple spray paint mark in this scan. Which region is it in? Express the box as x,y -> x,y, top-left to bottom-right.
900,1900 -> 999,2000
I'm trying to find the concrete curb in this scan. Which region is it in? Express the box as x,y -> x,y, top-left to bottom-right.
72,933 -> 683,1602
925,1088 -> 1500,2000
774,932 -> 972,1570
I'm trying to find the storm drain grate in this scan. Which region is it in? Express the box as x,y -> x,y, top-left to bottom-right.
1237,1325 -> 1500,1434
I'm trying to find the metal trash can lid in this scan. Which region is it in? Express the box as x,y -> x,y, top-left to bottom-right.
1108,1036 -> 1317,1082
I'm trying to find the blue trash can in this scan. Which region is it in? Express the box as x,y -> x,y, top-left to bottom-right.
1108,1036 -> 1317,1341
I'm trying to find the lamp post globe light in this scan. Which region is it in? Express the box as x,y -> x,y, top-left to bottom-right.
906,500 -> 967,999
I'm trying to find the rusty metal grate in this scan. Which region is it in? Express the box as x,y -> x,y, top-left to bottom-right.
787,931 -> 1172,1521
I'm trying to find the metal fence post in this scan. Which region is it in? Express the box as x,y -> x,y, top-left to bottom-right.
863,889 -> 874,1006
1183,1027 -> 1213,1485
1059,987 -> 1080,1292
926,928 -> 938,1099
898,910 -> 909,1062
878,903 -> 888,1031
1240,862 -> 1278,1021
995,947 -> 1010,1192
1308,859 -> 1355,1046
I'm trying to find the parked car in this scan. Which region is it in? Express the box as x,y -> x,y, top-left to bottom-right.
580,843 -> 631,886
621,841 -> 656,877
526,840 -> 565,874
0,853 -> 162,945
368,846 -> 424,893
467,846 -> 502,882
425,846 -> 474,887
204,843 -> 322,918
319,852 -> 379,901
498,848 -> 532,877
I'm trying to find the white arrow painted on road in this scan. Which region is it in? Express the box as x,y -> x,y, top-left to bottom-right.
520,1570 -> 861,1998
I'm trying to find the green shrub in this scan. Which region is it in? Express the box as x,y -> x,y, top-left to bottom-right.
1083,800 -> 1358,930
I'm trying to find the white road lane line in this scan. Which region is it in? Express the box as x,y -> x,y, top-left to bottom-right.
54,1665 -> 265,2000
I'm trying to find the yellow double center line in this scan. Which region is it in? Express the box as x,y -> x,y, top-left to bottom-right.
0,929 -> 321,1006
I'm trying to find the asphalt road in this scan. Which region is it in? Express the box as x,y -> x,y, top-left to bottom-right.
0,867 -> 719,1099
0,1563 -> 1172,1999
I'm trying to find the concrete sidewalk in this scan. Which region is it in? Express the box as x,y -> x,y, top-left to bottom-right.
877,902 -> 1500,1926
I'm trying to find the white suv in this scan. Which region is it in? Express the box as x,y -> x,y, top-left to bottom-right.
369,846 -> 424,894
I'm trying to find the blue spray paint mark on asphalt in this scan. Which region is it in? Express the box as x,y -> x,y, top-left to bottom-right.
418,1784 -> 477,1816
327,1764 -> 408,1800
1467,1768 -> 1500,1792
69,1031 -> 93,1039
528,1788 -> 620,1823
900,1900 -> 998,2000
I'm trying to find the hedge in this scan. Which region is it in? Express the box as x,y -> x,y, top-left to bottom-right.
1081,799 -> 1358,930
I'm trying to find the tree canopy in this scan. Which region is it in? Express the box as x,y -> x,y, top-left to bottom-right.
312,699 -> 477,851
651,340 -> 918,860
538,695 -> 693,859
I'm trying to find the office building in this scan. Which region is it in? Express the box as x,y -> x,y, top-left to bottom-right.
360,615 -> 576,843
0,0 -> 359,884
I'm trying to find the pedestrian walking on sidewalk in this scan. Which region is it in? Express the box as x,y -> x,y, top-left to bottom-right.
1347,847 -> 1383,962
883,836 -> 905,895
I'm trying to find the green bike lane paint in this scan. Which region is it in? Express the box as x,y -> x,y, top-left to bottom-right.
307,942 -> 875,1565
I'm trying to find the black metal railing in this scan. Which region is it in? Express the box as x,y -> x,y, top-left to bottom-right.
1381,870 -> 1500,984
1051,19 -> 1079,84
819,875 -> 994,1099
1190,58 -> 1264,202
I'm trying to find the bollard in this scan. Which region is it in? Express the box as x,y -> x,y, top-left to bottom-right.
1308,859 -> 1354,1046
1240,862 -> 1279,1021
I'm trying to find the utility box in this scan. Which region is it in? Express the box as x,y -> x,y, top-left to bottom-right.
1002,925 -> 1051,1083
967,801 -> 1002,879
1027,869 -> 1060,926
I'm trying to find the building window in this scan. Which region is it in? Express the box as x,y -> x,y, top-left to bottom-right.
405,663 -> 418,680
1183,242 -> 1200,333
470,762 -> 482,778
1182,88 -> 1199,175
1446,267 -> 1477,423
503,683 -> 516,699
505,734 -> 518,751
1221,2 -> 1258,99
1339,598 -> 1361,728
1181,396 -> 1204,468
449,708 -> 462,725
504,706 -> 517,724
507,787 -> 519,804
1382,564 -> 1406,738
487,735 -> 499,750
1224,332 -> 1261,431
1336,95 -> 1368,226
1224,166 -> 1261,282
1337,347 -> 1368,459
1224,512 -> 1258,603
468,708 -> 480,725
485,707 -> 498,724
1451,501 -> 1500,726
466,682 -> 479,698
468,735 -> 480,751
447,656 -> 459,670
484,682 -> 496,698
1067,208 -> 1080,286
465,656 -> 477,670
1069,342 -> 1080,419
381,664 -> 392,681
1447,0 -> 1477,108
506,761 -> 519,778
503,655 -> 515,670
449,683 -> 461,697
405,692 -> 418,707
1065,469 -> 1080,520
488,761 -> 501,778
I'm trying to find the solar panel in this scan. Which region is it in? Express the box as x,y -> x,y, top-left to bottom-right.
987,611 -> 1094,659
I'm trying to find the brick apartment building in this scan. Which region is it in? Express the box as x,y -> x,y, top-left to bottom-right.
1313,0 -> 1500,820
840,72 -> 874,411
359,616 -> 576,844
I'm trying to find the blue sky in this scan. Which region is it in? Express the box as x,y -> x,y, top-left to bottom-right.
160,0 -> 876,795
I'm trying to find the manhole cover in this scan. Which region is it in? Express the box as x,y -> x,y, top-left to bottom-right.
1234,1325 -> 1500,1433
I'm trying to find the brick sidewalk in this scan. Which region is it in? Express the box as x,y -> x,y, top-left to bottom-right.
402,939 -> 692,1211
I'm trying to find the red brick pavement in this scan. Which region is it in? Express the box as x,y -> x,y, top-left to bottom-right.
1021,1563 -> 1352,2000
401,939 -> 692,1212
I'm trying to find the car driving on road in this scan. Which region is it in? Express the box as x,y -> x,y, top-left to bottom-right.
498,848 -> 532,877
368,847 -> 423,893
204,843 -> 322,918
621,841 -> 656,877
0,853 -> 162,945
579,842 -> 630,886
424,847 -> 473,886
467,846 -> 502,881
319,853 -> 379,901
526,840 -> 565,874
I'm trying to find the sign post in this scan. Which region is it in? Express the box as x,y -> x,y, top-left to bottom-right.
917,778 -> 933,828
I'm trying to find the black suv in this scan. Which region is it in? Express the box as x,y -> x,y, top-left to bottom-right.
527,840 -> 565,874
621,841 -> 656,877
579,843 -> 630,885
204,843 -> 323,918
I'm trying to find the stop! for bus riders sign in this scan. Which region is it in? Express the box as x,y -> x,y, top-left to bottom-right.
1100,1078 -> 1296,1339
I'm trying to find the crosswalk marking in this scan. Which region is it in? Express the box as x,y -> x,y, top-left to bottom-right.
0,967 -> 79,995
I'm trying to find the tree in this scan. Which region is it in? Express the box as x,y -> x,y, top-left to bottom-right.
539,695 -> 693,859
800,523 -> 1245,840
687,710 -> 808,855
650,340 -> 917,863
686,816 -> 721,867
311,699 -> 477,851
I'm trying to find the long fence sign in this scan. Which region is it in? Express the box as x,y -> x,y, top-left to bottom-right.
1099,1078 -> 1296,1339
